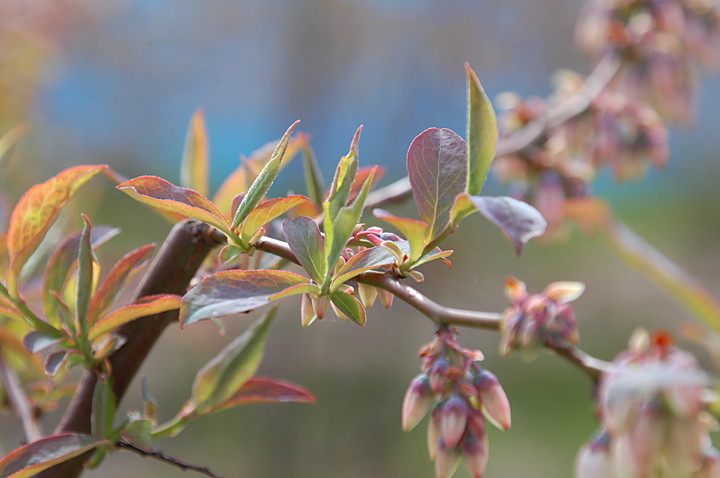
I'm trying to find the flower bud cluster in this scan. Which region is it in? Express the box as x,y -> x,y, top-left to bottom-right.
576,329 -> 718,478
499,277 -> 585,359
577,0 -> 720,122
402,327 -> 511,478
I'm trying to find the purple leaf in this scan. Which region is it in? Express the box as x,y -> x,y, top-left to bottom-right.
469,196 -> 547,255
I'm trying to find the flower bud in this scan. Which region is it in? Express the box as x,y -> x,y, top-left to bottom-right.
312,295 -> 330,320
301,294 -> 317,327
695,447 -> 720,478
377,288 -> 394,308
575,430 -> 613,478
402,374 -> 434,432
474,370 -> 511,430
429,359 -> 451,393
441,396 -> 469,448
462,432 -> 489,478
358,283 -> 377,308
435,438 -> 461,478
428,407 -> 442,461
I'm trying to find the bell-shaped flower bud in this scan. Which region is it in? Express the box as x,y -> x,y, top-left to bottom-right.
575,429 -> 613,478
474,370 -> 511,430
428,406 -> 442,461
504,276 -> 528,303
312,295 -> 330,320
377,288 -> 394,308
301,293 -> 317,327
429,359 -> 451,393
441,396 -> 469,448
627,401 -> 664,471
402,373 -> 434,432
435,438 -> 461,478
695,447 -> 720,478
358,283 -> 377,308
462,431 -> 489,478
543,281 -> 585,303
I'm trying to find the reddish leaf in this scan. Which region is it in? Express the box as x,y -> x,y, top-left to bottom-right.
349,166 -> 385,203
6,165 -> 107,296
333,241 -> 411,287
88,294 -> 182,341
208,376 -> 315,412
116,176 -> 232,236
469,196 -> 547,255
373,209 -> 427,262
180,270 -> 315,327
180,108 -> 210,197
240,195 -> 307,245
0,433 -> 109,478
87,244 -> 155,324
407,128 -> 468,241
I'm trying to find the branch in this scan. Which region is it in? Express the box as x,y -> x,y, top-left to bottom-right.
117,441 -> 223,478
0,348 -> 43,442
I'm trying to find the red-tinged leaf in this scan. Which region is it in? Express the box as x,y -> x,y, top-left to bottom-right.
324,127 -> 361,226
407,128 -> 468,241
6,165 -> 107,297
213,166 -> 248,218
301,138 -> 326,206
0,233 -> 8,278
469,196 -> 547,255
42,226 -> 120,323
466,63 -> 498,195
413,248 -> 453,268
75,215 -> 93,336
180,108 -> 210,197
349,166 -> 385,203
180,270 -> 313,327
450,192 -> 477,230
333,241 -> 411,287
208,376 -> 315,412
245,133 -> 307,176
240,195 -> 307,245
0,433 -> 109,478
44,351 -> 68,377
87,244 -> 155,325
282,216 -> 327,283
373,209 -> 427,262
0,123 -> 29,165
116,176 -> 232,236
88,294 -> 181,341
330,290 -> 366,326
0,303 -> 23,322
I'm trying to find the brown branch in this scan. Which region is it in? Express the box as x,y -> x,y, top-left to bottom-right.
0,348 -> 43,442
116,441 -> 223,478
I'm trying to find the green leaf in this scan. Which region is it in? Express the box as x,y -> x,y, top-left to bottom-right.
180,270 -> 316,327
301,138 -> 326,206
373,209 -> 428,262
449,192 -> 477,230
206,376 -> 315,413
330,290 -> 366,326
51,292 -> 75,336
6,165 -> 107,297
87,244 -> 155,325
75,215 -> 93,338
187,309 -> 275,415
332,241 -> 411,287
323,127 -> 361,228
180,108 -> 210,197
0,433 -> 110,478
407,128 -> 468,242
240,195 -> 307,245
282,216 -> 326,283
469,196 -> 547,255
231,121 -> 300,230
91,376 -> 115,439
120,416 -> 155,450
466,63 -> 498,195
413,248 -> 453,268
88,294 -> 182,342
0,123 -> 28,166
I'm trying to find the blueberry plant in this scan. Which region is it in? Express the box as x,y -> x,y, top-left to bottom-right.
1,1 -> 720,477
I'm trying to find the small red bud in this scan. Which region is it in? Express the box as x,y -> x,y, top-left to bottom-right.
402,374 -> 434,432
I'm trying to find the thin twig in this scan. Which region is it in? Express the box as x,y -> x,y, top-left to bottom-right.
117,441 -> 223,478
0,348 -> 43,442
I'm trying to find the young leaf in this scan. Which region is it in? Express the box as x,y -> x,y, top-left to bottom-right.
187,309 -> 275,415
348,166 -> 385,203
180,108 -> 210,197
231,121 -> 300,230
469,196 -> 547,255
6,165 -> 107,297
0,433 -> 110,478
180,270 -> 316,327
282,216 -> 327,283
44,351 -> 69,377
330,290 -> 366,326
75,215 -> 94,336
240,195 -> 307,245
23,330 -> 62,354
323,127 -> 361,228
91,376 -> 115,439
332,241 -> 411,287
407,128 -> 468,241
301,138 -> 326,205
206,376 -> 315,413
373,209 -> 428,263
88,294 -> 182,342
466,63 -> 498,195
0,123 -> 28,166
449,192 -> 477,230
116,176 -> 233,237
213,166 -> 248,218
87,244 -> 155,325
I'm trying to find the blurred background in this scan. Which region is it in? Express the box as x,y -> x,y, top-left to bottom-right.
1,0 -> 719,477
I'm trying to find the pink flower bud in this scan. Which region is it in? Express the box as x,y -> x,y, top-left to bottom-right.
627,401 -> 664,471
435,438 -> 461,478
474,370 -> 511,430
358,283 -> 377,308
695,448 -> 720,478
428,407 -> 442,461
429,359 -> 451,393
377,288 -> 394,308
301,294 -> 317,327
441,397 -> 469,448
402,374 -> 434,432
312,295 -> 330,320
575,430 -> 613,478
462,432 -> 489,478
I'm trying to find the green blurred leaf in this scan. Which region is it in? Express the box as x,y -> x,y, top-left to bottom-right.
449,192 -> 477,230
121,416 -> 155,450
88,295 -> 181,342
116,176 -> 232,237
332,241 -> 411,287
407,128 -> 468,242
87,244 -> 155,325
469,196 -> 547,256
91,376 -> 115,439
240,195 -> 307,245
180,108 -> 210,197
465,64 -> 498,195
231,121 -> 300,230
301,138 -> 326,206
282,216 -> 327,283
180,270 -> 316,327
207,376 -> 315,413
0,123 -> 28,167
51,292 -> 75,336
323,127 -> 361,228
75,215 -> 94,338
330,290 -> 366,326
0,433 -> 110,478
373,209 -> 428,262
